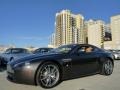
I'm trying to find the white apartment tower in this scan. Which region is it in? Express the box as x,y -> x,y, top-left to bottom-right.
55,10 -> 85,47
111,15 -> 120,49
87,20 -> 105,48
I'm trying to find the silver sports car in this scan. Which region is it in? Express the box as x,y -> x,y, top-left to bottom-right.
0,48 -> 31,66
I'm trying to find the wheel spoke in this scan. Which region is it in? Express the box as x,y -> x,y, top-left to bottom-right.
41,76 -> 48,81
48,77 -> 52,86
51,67 -> 57,74
45,78 -> 49,86
46,65 -> 50,73
51,76 -> 56,81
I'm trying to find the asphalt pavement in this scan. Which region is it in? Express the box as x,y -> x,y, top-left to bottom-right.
0,60 -> 120,90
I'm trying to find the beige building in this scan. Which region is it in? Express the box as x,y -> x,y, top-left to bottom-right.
73,14 -> 85,44
104,41 -> 113,49
111,15 -> 120,49
87,20 -> 105,48
55,10 -> 71,47
55,10 -> 85,47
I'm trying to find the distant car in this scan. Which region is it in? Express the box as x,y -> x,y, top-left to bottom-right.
33,48 -> 53,54
0,48 -> 31,66
107,50 -> 120,60
7,44 -> 114,88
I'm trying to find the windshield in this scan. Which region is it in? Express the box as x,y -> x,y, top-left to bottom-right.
12,49 -> 25,54
33,48 -> 53,54
4,49 -> 11,54
51,45 -> 76,54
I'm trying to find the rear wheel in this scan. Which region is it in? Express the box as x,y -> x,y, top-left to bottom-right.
36,62 -> 60,88
100,59 -> 113,75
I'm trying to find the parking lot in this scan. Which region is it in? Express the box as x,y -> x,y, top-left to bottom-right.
0,60 -> 120,90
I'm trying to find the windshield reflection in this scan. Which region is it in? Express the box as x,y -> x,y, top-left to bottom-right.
50,45 -> 76,54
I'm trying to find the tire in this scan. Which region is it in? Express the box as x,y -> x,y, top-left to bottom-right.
36,62 -> 60,88
100,59 -> 113,76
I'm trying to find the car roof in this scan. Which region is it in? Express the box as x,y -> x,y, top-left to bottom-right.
62,44 -> 96,47
61,44 -> 102,51
35,47 -> 53,49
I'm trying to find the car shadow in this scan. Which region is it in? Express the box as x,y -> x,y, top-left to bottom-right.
6,73 -> 99,88
63,73 -> 98,81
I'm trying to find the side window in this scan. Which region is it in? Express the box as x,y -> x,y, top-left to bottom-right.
12,49 -> 22,54
23,49 -> 29,53
21,50 -> 24,53
35,49 -> 41,53
77,46 -> 86,53
84,46 -> 99,53
24,50 -> 30,53
84,46 -> 94,53
77,46 -> 98,53
92,47 -> 99,52
4,49 -> 11,54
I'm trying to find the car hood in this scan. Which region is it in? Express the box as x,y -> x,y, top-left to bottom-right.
9,52 -> 65,65
0,53 -> 32,61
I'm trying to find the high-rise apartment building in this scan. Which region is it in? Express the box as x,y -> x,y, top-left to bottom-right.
55,10 -> 85,47
87,20 -> 105,48
51,10 -> 120,49
55,10 -> 71,47
72,14 -> 85,44
111,15 -> 120,49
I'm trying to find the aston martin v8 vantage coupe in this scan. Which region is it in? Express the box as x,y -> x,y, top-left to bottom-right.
7,44 -> 114,88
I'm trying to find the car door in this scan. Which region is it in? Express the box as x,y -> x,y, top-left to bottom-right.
71,46 -> 99,77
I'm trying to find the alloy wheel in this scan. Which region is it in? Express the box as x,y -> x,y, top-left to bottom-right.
104,60 -> 113,75
38,63 -> 60,88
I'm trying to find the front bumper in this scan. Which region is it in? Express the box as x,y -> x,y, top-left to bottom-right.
7,64 -> 36,85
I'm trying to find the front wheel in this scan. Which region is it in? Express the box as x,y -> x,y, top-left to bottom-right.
100,59 -> 113,76
36,62 -> 60,88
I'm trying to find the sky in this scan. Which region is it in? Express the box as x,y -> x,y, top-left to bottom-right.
0,0 -> 120,47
